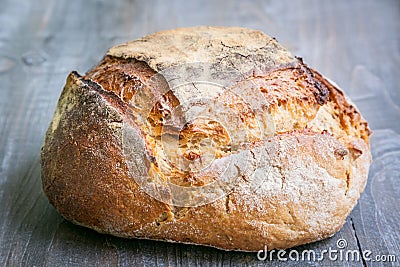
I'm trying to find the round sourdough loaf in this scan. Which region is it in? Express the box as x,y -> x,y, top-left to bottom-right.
41,26 -> 371,251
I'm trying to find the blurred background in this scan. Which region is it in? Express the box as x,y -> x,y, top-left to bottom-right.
0,0 -> 399,266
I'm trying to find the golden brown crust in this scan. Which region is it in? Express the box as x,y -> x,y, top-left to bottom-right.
309,69 -> 371,145
41,27 -> 371,251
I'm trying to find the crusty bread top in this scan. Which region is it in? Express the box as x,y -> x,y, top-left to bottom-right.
96,27 -> 369,142
84,27 -> 370,205
107,26 -> 296,75
86,26 -> 370,161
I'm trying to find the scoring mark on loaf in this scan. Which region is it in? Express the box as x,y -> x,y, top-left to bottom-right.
85,57 -> 330,138
83,52 -> 369,209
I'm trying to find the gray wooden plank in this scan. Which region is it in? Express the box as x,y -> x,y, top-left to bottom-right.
0,0 -> 398,266
349,130 -> 400,267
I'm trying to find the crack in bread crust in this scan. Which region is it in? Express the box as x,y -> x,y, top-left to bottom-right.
84,54 -> 370,194
84,57 -> 334,187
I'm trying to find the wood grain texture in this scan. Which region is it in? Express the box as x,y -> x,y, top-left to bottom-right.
0,0 -> 398,266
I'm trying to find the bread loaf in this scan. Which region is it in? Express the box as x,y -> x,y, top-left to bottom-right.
41,26 -> 371,251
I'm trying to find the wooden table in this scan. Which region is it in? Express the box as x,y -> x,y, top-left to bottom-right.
1,0 -> 399,266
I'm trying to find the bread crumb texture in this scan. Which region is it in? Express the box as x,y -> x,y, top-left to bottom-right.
42,26 -> 371,251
